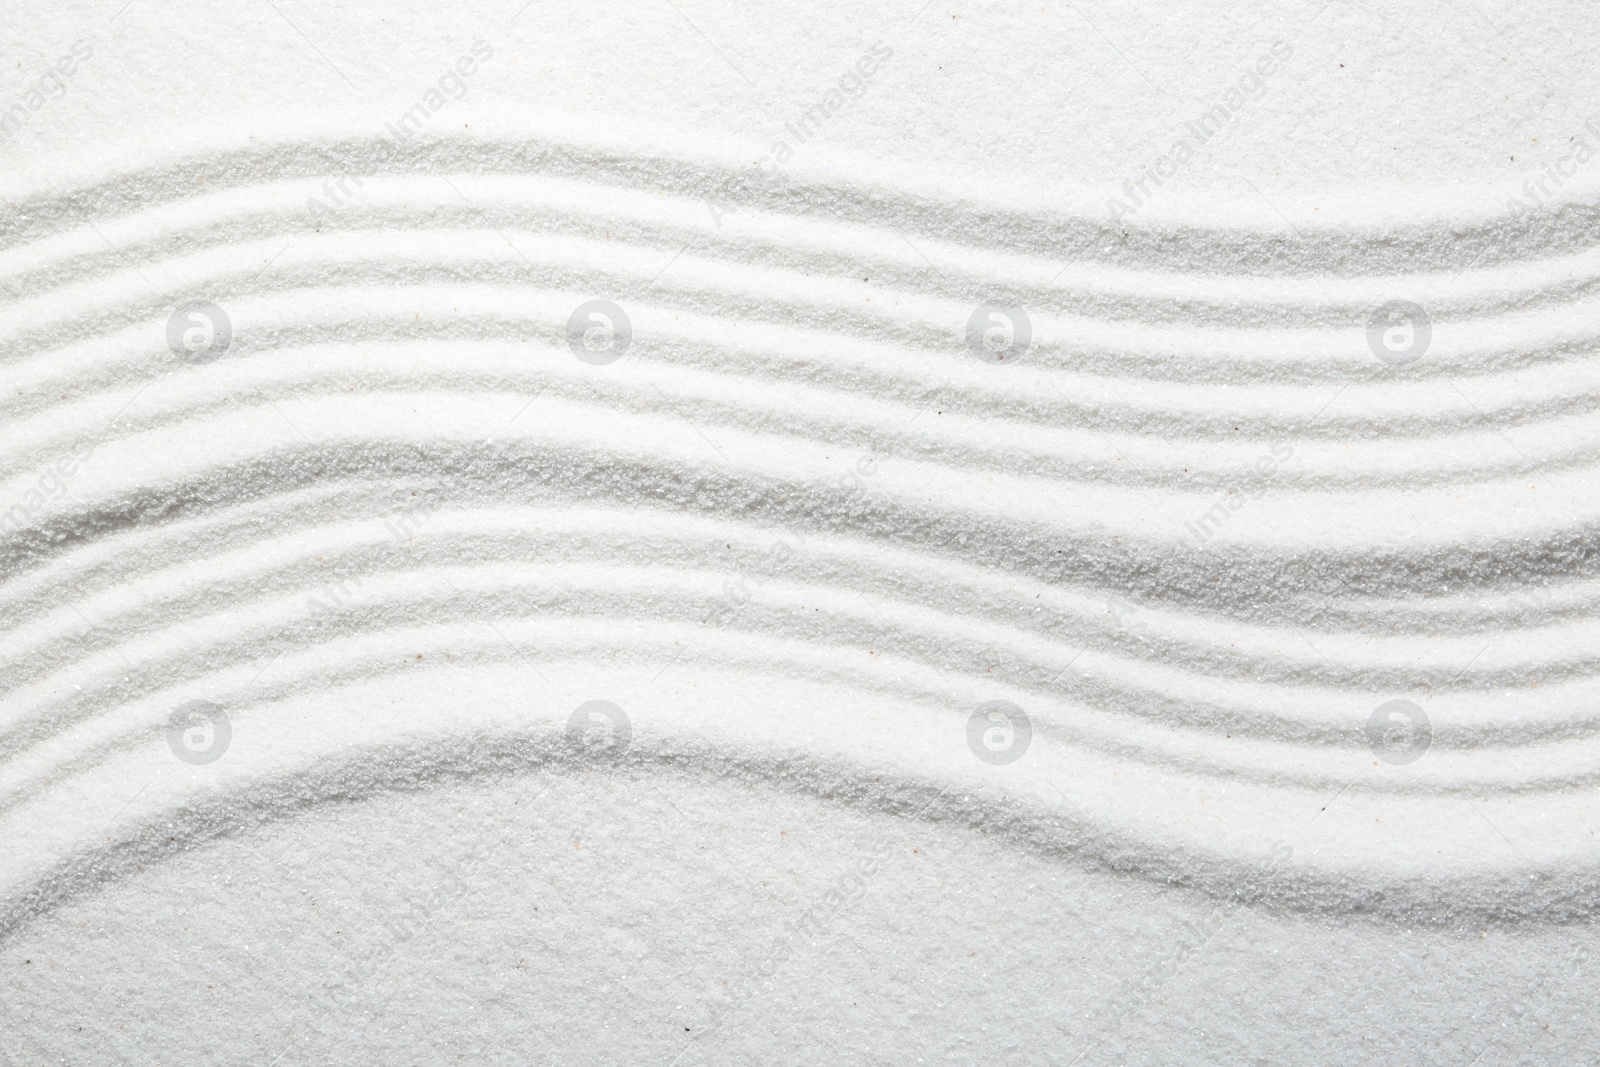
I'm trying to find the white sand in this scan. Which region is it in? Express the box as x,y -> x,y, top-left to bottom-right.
3,1 -> 1599,1063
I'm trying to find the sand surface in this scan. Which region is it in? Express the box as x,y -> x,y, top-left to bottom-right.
3,1 -> 1600,1063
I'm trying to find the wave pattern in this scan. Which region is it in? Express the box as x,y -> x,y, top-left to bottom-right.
2,136 -> 1597,942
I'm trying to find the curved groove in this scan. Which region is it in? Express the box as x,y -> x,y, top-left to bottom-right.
9,235 -> 1600,396
6,133 -> 1595,957
9,193 -> 1600,338
6,359 -> 1597,505
4,137 -> 1599,275
4,731 -> 1599,953
4,437 -> 1598,611
1,512 -> 1591,699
